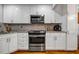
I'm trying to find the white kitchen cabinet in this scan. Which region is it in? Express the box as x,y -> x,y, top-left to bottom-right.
67,33 -> 77,50
30,5 -> 38,15
17,33 -> 28,50
61,15 -> 67,32
5,33 -> 17,53
44,11 -> 54,23
55,33 -> 66,50
3,5 -> 15,23
0,5 -> 2,23
0,37 -> 3,53
66,5 -> 78,50
0,33 -> 17,54
3,4 -> 56,23
46,33 -> 56,50
46,32 -> 66,50
9,33 -> 17,53
0,35 -> 9,54
54,12 -> 62,23
30,5 -> 55,23
13,5 -> 30,23
3,5 -> 30,23
37,5 -> 55,23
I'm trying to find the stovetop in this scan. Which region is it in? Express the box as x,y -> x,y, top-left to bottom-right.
28,30 -> 46,33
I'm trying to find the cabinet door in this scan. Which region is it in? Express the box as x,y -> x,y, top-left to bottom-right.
46,33 -> 55,50
39,5 -> 55,23
30,5 -> 38,15
67,33 -> 77,50
45,11 -> 54,23
67,5 -> 78,50
13,5 -> 30,23
55,33 -> 66,50
4,5 -> 30,23
0,5 -> 2,23
0,37 -> 3,53
30,5 -> 54,23
9,34 -> 17,53
18,33 -> 28,50
1,37 -> 9,54
54,12 -> 62,23
61,15 -> 67,32
4,5 -> 16,23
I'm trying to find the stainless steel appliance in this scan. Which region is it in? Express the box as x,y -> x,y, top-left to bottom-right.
30,15 -> 44,24
29,30 -> 46,51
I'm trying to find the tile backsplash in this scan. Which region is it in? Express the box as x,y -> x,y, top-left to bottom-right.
3,24 -> 62,32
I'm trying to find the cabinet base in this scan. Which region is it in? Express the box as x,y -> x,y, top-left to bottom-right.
46,50 -> 77,52
10,50 -> 77,54
10,50 -> 29,54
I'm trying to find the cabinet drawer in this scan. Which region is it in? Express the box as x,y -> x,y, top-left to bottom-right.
18,44 -> 28,49
18,45 -> 28,49
18,42 -> 28,45
18,41 -> 27,44
18,38 -> 27,40
18,33 -> 27,36
18,36 -> 27,38
18,45 -> 25,49
18,39 -> 28,42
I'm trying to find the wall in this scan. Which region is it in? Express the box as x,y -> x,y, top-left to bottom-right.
54,4 -> 67,16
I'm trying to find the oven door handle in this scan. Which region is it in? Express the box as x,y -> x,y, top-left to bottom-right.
29,35 -> 45,37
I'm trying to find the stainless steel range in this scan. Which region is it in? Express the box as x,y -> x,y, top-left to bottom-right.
28,30 -> 46,51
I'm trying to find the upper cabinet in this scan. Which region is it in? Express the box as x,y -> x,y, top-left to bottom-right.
3,4 -> 55,23
3,5 -> 30,23
2,4 -> 67,24
37,5 -> 55,23
67,5 -> 78,50
0,5 -> 2,23
30,5 -> 55,23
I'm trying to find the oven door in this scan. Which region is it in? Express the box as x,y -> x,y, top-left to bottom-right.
29,37 -> 45,44
29,44 -> 45,51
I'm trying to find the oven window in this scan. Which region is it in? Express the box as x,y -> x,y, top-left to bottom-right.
29,37 -> 45,44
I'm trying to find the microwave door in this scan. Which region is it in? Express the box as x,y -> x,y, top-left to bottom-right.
31,15 -> 44,24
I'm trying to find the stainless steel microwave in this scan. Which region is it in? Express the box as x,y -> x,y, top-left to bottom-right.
30,15 -> 44,24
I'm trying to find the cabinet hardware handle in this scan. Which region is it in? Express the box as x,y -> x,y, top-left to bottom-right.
7,39 -> 8,42
9,38 -> 10,42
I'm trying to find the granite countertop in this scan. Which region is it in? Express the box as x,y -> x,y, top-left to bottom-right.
47,31 -> 67,33
0,30 -> 67,35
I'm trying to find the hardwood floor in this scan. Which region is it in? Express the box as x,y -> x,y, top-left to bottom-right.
11,50 -> 79,54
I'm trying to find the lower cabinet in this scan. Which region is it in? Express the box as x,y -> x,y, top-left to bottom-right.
8,33 -> 17,53
17,33 -> 28,50
46,33 -> 56,50
0,33 -> 17,54
0,36 -> 9,54
46,32 -> 66,50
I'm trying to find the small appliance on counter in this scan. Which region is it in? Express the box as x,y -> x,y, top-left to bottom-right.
53,24 -> 62,31
5,24 -> 12,33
